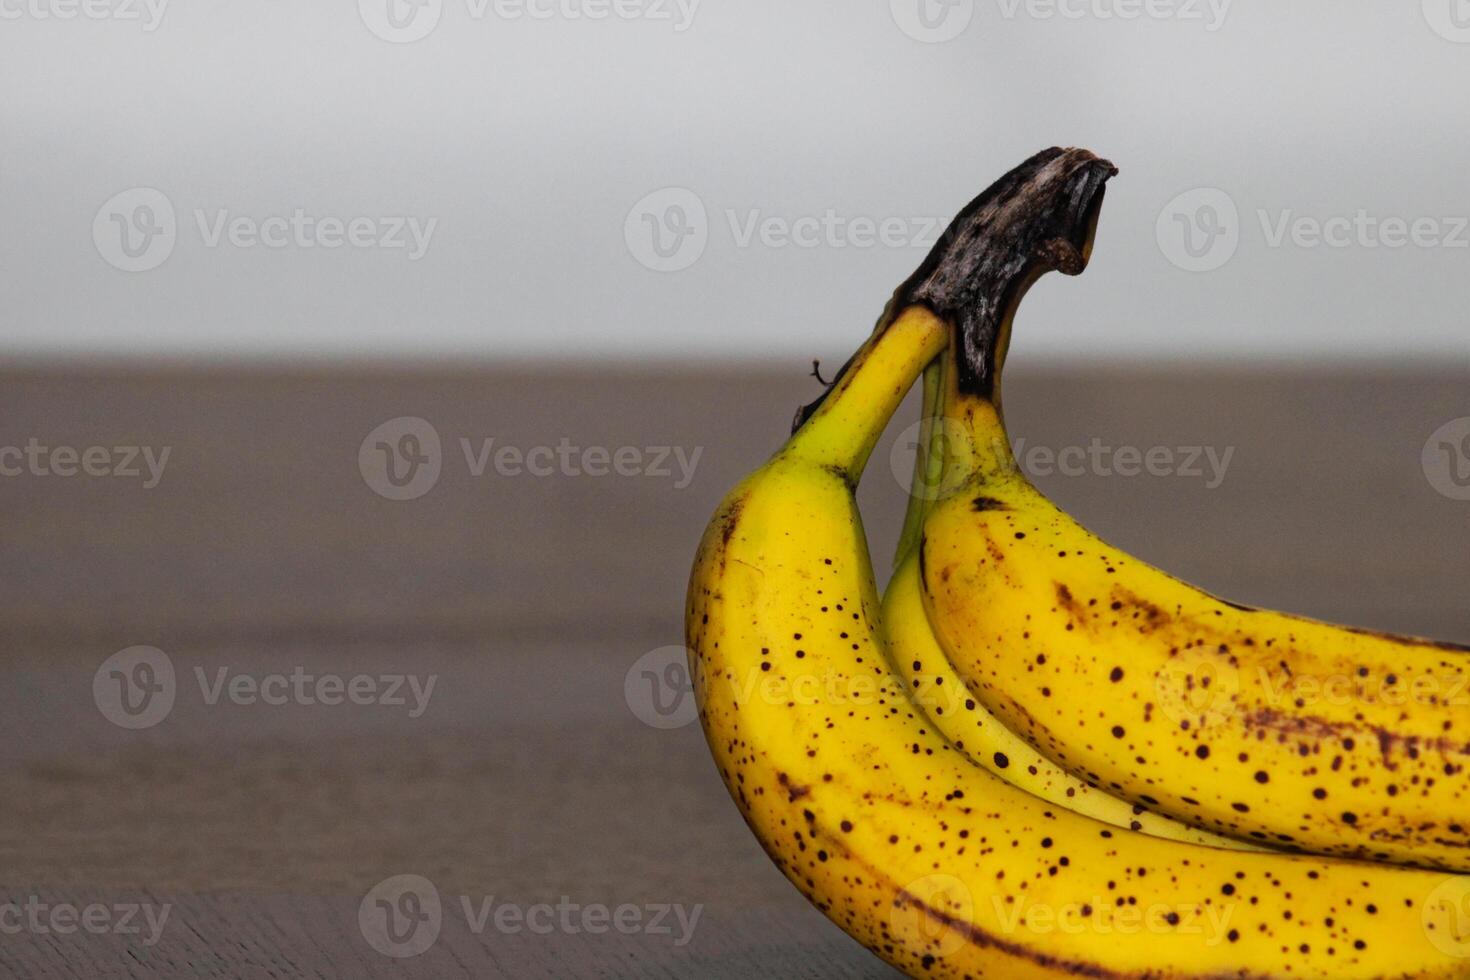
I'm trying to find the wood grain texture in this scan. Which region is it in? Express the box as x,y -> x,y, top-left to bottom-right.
0,365 -> 1465,977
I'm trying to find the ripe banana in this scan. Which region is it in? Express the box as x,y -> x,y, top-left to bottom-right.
884,352 -> 1259,850
918,200 -> 1470,874
688,147 -> 1470,978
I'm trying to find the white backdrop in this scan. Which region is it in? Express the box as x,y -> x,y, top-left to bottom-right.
2,0 -> 1468,364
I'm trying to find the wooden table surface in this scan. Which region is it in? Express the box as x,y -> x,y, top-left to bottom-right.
0,363 -> 1466,978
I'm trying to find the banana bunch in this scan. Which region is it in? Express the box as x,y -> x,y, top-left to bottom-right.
686,147 -> 1470,977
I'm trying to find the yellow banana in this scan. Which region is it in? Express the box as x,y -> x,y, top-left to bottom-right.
886,557 -> 1265,849
919,165 -> 1470,874
884,353 -> 1258,850
687,147 -> 1470,978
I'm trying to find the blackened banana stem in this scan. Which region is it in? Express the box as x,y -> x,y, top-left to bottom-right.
795,147 -> 1116,431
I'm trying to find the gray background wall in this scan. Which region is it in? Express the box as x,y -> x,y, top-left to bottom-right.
2,0 -> 1468,366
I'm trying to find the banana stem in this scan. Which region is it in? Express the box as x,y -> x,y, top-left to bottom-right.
787,306 -> 948,479
792,147 -> 1115,491
937,334 -> 1019,489
893,355 -> 945,567
899,148 -> 1115,401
